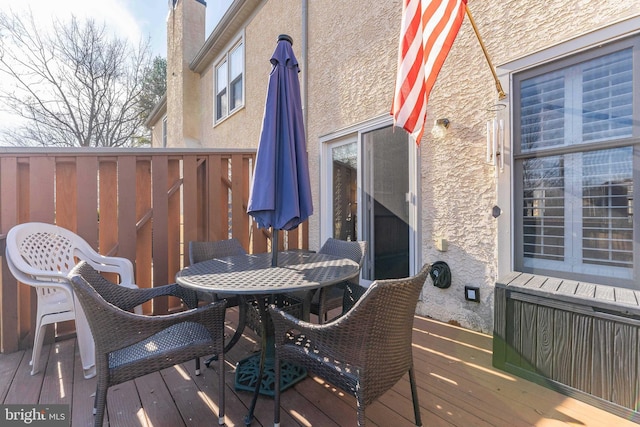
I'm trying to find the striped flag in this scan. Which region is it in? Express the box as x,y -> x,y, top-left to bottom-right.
391,0 -> 467,144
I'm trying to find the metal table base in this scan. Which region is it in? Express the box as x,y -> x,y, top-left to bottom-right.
235,353 -> 307,396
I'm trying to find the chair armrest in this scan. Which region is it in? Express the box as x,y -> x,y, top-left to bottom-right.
69,262 -> 198,311
95,281 -> 198,312
268,304 -> 366,364
71,272 -> 226,353
76,247 -> 135,285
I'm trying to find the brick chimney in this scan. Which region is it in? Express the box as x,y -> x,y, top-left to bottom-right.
166,0 -> 206,147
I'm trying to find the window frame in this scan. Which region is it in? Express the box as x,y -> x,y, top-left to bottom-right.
213,36 -> 245,125
511,34 -> 640,288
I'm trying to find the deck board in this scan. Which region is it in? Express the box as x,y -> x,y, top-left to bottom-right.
40,339 -> 74,405
135,372 -> 186,427
1,311 -> 636,427
105,380 -> 144,426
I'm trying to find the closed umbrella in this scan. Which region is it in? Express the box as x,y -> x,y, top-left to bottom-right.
247,34 -> 313,266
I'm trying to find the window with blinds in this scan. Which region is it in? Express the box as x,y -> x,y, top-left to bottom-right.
514,36 -> 637,287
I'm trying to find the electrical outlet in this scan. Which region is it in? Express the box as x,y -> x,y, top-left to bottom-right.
464,286 -> 480,302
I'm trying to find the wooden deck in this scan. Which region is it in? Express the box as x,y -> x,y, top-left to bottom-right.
0,311 -> 636,427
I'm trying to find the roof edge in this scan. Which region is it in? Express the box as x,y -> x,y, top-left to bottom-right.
144,94 -> 168,129
190,0 -> 262,73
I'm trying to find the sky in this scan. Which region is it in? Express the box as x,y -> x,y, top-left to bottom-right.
0,0 -> 234,58
0,0 -> 233,135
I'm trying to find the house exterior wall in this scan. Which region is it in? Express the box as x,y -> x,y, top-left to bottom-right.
306,0 -> 639,333
166,0 -> 206,147
198,0 -> 302,149
156,0 -> 640,333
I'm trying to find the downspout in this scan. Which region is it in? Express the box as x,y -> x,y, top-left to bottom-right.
301,0 -> 308,138
301,0 -> 310,249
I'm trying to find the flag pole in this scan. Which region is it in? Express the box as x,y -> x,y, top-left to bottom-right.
465,5 -> 506,100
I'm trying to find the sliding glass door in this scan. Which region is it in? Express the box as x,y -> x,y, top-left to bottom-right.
322,120 -> 420,283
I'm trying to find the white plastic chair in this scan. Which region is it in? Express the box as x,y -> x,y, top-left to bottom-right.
5,222 -> 139,378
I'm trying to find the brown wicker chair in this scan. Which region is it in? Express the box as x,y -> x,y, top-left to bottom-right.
189,238 -> 247,264
189,239 -> 251,364
288,238 -> 367,323
269,263 -> 431,427
68,261 -> 227,427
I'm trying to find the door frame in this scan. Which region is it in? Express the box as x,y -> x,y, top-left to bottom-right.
319,114 -> 422,282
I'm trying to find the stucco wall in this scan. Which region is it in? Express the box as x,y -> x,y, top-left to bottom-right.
166,0 -> 206,147
199,1 -> 301,149
167,0 -> 639,334
305,0 -> 638,333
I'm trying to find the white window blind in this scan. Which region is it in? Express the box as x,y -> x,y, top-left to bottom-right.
516,42 -> 636,285
522,155 -> 565,261
582,49 -> 633,142
582,147 -> 633,268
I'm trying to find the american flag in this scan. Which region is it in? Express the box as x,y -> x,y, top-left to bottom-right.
391,0 -> 467,144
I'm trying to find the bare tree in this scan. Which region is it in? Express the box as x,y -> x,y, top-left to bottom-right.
0,10 -> 152,147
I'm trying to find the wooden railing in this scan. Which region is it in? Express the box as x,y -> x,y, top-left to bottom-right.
0,148 -> 308,354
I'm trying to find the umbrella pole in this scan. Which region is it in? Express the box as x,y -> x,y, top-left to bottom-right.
271,228 -> 279,267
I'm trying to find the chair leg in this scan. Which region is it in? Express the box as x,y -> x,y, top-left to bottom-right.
217,353 -> 225,425
274,352 -> 281,427
356,396 -> 366,427
30,319 -> 48,375
93,385 -> 107,427
195,357 -> 201,376
408,367 -> 423,426
74,302 -> 97,378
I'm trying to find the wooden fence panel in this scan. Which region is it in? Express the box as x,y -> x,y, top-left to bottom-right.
231,154 -> 247,243
136,159 -> 153,313
151,155 -> 170,314
182,155 -> 199,262
16,160 -> 30,349
0,157 -> 18,353
117,156 -> 138,263
99,160 -> 118,257
0,148 -> 310,352
207,155 -> 228,242
28,157 -> 55,344
76,156 -> 99,248
167,158 -> 182,312
54,160 -> 77,336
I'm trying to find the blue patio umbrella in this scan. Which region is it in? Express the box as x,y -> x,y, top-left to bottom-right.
247,34 -> 313,266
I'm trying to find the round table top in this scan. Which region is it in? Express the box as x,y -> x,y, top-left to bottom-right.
175,251 -> 360,295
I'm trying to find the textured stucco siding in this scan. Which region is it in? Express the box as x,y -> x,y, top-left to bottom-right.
200,1 -> 302,149
306,0 -> 638,333
165,0 -> 639,334
166,0 -> 206,147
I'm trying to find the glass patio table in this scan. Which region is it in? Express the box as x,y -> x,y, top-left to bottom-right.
175,250 -> 360,425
